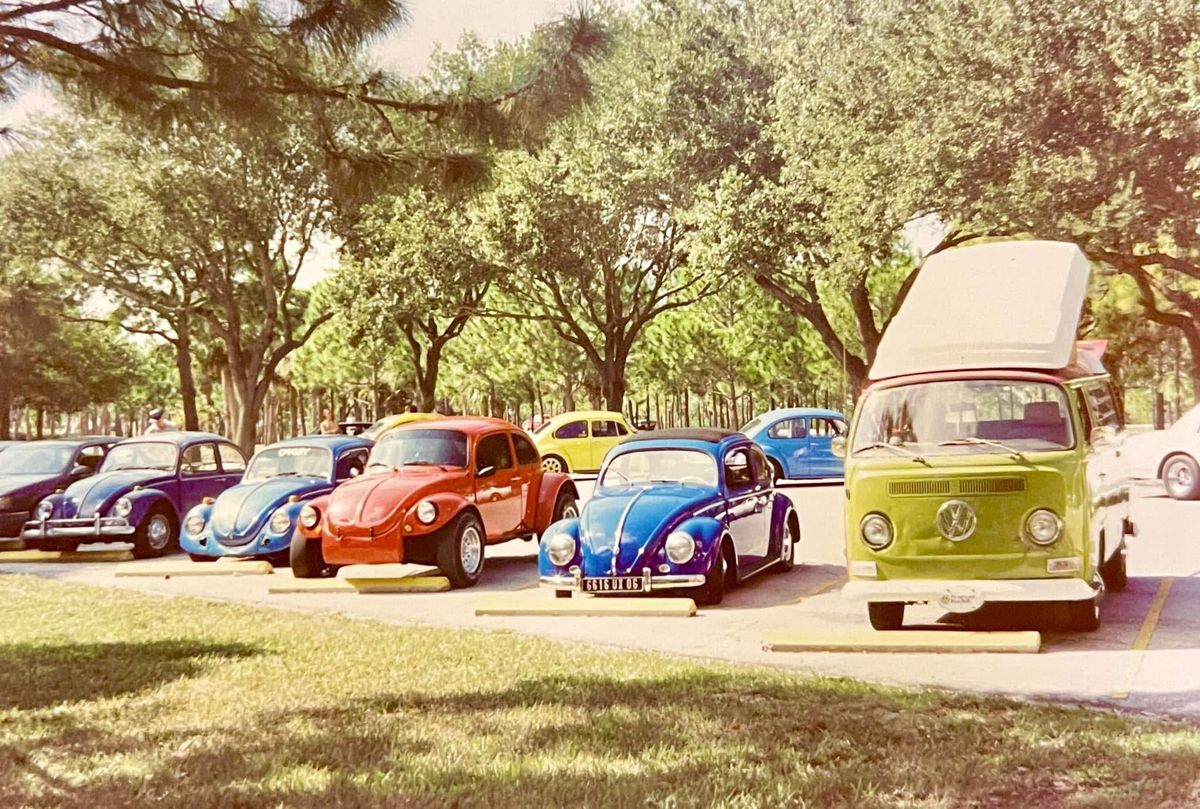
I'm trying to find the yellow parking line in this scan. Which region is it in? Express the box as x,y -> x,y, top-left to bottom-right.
1111,577 -> 1174,700
785,573 -> 847,605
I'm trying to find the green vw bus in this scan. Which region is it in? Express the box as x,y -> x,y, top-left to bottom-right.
838,241 -> 1133,631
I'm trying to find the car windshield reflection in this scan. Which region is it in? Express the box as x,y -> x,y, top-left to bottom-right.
100,443 -> 178,472
370,429 -> 468,469
600,449 -> 718,489
244,446 -> 332,482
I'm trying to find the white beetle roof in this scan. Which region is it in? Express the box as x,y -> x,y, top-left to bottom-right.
869,240 -> 1092,381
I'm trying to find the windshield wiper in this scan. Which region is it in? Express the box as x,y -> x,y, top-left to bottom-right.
402,461 -> 436,466
937,437 -> 1026,460
857,442 -> 931,466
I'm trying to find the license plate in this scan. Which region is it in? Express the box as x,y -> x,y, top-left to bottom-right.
937,585 -> 984,613
583,577 -> 644,593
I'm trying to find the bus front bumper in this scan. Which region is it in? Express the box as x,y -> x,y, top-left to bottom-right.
842,577 -> 1098,611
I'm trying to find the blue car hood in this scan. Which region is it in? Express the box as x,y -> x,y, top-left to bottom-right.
209,477 -> 328,540
580,485 -> 715,576
0,474 -> 59,505
61,470 -> 174,518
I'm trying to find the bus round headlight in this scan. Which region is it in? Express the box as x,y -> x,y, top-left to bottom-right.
415,500 -> 437,525
185,514 -> 206,536
269,508 -> 292,534
860,513 -> 894,550
1025,509 -> 1062,545
665,531 -> 695,564
36,499 -> 53,520
112,497 -> 132,518
546,533 -> 576,566
299,504 -> 319,529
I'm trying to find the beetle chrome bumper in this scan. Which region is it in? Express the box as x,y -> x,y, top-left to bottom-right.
842,577 -> 1098,606
540,568 -> 707,592
22,516 -> 134,539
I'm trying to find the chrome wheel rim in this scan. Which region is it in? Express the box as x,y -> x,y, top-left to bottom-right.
147,515 -> 171,550
542,457 -> 563,474
560,501 -> 579,520
1168,461 -> 1193,495
781,523 -> 793,562
460,525 -> 483,575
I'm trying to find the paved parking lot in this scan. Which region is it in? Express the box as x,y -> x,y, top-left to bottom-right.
4,480 -> 1198,719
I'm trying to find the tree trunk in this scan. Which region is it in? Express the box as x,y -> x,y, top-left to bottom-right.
0,384 -> 11,440
174,320 -> 201,431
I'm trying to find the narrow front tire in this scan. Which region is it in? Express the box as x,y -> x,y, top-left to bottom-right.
868,602 -> 904,631
290,531 -> 335,579
437,512 -> 486,589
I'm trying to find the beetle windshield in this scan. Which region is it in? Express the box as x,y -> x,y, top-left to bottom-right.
600,449 -> 718,489
0,444 -> 73,475
739,417 -> 763,435
370,429 -> 468,469
101,442 -> 178,472
245,446 -> 332,482
852,380 -> 1075,455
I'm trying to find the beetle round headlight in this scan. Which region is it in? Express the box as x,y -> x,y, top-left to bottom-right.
546,533 -> 576,566
415,500 -> 437,525
664,531 -> 696,564
112,497 -> 132,519
1025,509 -> 1062,546
36,499 -> 54,520
269,508 -> 292,534
185,514 -> 206,536
299,504 -> 319,529
860,513 -> 894,550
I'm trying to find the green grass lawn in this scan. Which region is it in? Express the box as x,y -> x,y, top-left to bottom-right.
1,575 -> 1198,808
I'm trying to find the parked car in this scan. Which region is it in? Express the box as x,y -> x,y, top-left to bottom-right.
539,428 -> 799,605
291,417 -> 579,586
1125,404 -> 1200,499
531,410 -> 634,473
740,408 -> 848,480
0,437 -> 119,539
839,241 -> 1132,632
179,435 -> 372,564
24,432 -> 247,557
361,412 -> 440,441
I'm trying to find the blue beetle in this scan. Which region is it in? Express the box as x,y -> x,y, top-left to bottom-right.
179,435 -> 372,565
740,408 -> 848,481
23,432 -> 246,558
539,428 -> 799,605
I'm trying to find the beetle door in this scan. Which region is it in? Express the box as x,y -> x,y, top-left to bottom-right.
807,417 -> 847,477
767,417 -> 811,477
511,432 -> 541,530
589,419 -> 626,470
474,432 -> 522,539
179,443 -> 227,512
722,445 -> 769,572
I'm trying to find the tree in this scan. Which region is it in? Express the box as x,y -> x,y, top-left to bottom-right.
0,267 -> 58,439
332,187 -> 496,411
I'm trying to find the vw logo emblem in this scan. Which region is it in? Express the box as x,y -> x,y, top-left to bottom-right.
936,500 -> 976,542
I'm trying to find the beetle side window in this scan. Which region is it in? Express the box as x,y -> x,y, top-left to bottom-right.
476,434 -> 514,472
217,443 -> 246,473
616,421 -> 630,436
512,433 -> 540,466
335,449 -> 369,480
591,420 -> 622,438
750,446 -> 773,488
75,444 -> 106,471
554,421 -> 588,440
809,418 -> 846,438
182,443 -> 219,474
724,447 -> 754,492
767,418 -> 807,439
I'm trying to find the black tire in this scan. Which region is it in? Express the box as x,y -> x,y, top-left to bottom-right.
132,506 -> 175,559
1100,539 -> 1128,593
774,514 -> 798,573
552,490 -> 579,523
541,455 -> 568,475
437,512 -> 486,589
696,542 -> 730,606
1063,597 -> 1100,632
187,553 -> 216,563
555,590 -> 572,599
290,531 -> 335,579
769,459 -> 785,484
1162,454 -> 1200,500
868,602 -> 904,631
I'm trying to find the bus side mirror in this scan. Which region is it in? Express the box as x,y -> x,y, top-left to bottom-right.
831,436 -> 847,458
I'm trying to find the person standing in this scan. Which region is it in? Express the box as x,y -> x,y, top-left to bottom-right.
145,407 -> 178,433
319,408 -> 340,435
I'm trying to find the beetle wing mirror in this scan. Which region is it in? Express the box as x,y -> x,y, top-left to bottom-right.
830,436 -> 847,458
70,464 -> 92,479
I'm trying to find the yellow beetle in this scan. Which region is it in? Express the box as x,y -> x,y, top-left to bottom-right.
531,410 -> 635,474
362,412 -> 441,442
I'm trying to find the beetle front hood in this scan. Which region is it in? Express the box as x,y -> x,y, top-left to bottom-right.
210,477 -> 328,541
580,485 -> 716,576
325,467 -> 465,533
60,470 -> 174,518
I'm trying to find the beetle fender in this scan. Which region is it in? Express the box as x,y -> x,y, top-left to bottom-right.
398,491 -> 476,538
177,501 -> 215,552
533,472 -> 578,534
298,494 -> 330,538
123,488 -> 176,527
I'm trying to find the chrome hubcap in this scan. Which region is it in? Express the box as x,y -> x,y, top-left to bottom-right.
1169,463 -> 1192,493
147,515 -> 170,549
782,524 -> 793,561
460,525 -> 482,574
542,458 -> 562,473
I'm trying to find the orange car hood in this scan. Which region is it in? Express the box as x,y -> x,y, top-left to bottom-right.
325,466 -> 468,533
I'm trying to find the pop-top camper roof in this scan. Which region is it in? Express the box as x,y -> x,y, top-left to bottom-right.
868,240 -> 1092,381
